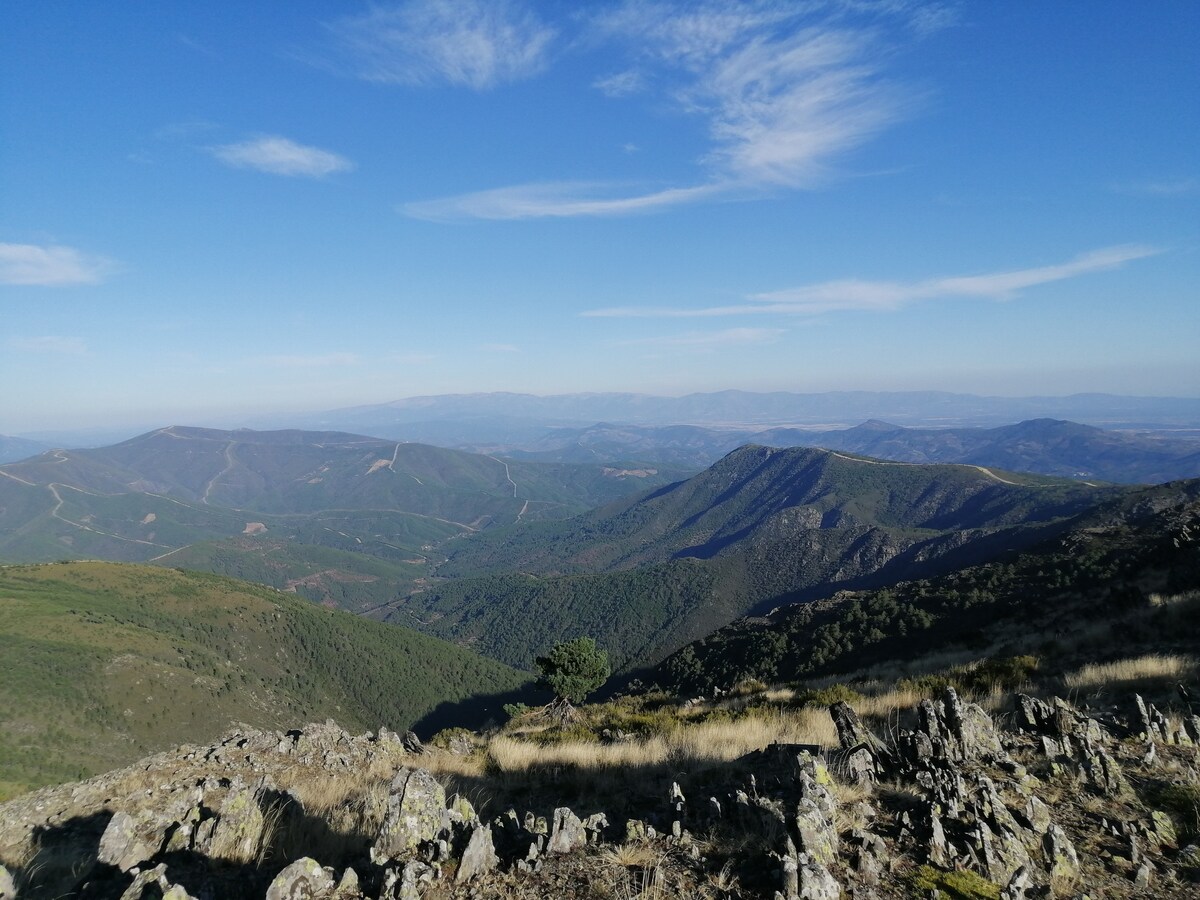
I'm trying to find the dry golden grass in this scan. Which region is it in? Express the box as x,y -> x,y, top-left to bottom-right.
1063,654 -> 1195,692
486,709 -> 837,777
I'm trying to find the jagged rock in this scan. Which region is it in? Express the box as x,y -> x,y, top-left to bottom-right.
797,854 -> 841,899
849,830 -> 887,885
582,812 -> 609,843
333,868 -> 359,899
381,861 -> 433,900
118,864 -> 168,900
1021,795 -> 1051,836
371,768 -> 448,864
1043,823 -> 1080,885
446,793 -> 477,826
265,858 -> 337,900
829,701 -> 889,781
98,810 -> 166,873
547,807 -> 586,854
1150,809 -> 1178,848
1000,864 -> 1032,900
793,757 -> 838,868
1134,694 -> 1171,743
926,803 -> 949,867
401,732 -> 425,754
1134,860 -> 1153,888
1081,744 -> 1129,796
0,865 -> 13,900
456,823 -> 499,881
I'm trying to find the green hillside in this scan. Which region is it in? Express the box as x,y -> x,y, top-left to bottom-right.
0,562 -> 528,799
650,477 -> 1200,692
387,447 -> 1127,671
439,444 -> 1121,576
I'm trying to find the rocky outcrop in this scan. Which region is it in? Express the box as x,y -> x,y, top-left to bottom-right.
3,693 -> 1199,899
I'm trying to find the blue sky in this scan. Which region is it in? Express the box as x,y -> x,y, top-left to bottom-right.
2,1 -> 1197,432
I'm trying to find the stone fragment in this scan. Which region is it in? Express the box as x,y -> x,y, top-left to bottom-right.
371,768 -> 448,864
797,854 -> 841,900
456,824 -> 499,882
547,807 -> 586,854
265,858 -> 337,900
118,864 -> 168,900
98,811 -> 164,873
0,865 -> 13,900
1000,864 -> 1032,900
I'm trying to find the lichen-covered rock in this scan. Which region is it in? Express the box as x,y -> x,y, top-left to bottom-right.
371,768 -> 447,864
0,864 -> 14,900
265,858 -> 337,900
204,783 -> 266,861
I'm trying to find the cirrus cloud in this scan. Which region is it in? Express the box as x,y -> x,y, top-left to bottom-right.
212,136 -> 354,178
328,0 -> 555,90
0,243 -> 116,286
404,1 -> 930,220
584,245 -> 1162,318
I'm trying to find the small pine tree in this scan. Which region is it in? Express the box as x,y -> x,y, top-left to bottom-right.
535,637 -> 610,717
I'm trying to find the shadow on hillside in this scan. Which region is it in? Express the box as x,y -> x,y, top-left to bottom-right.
412,681 -> 541,739
8,787 -> 391,900
11,810 -> 113,900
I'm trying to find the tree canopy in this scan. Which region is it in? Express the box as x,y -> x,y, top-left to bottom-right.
535,637 -> 610,705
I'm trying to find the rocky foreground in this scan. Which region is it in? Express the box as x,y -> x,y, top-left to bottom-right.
2,690 -> 1199,899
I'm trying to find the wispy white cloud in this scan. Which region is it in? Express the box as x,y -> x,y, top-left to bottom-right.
8,335 -> 88,354
404,181 -> 724,221
405,1 -> 927,220
584,245 -> 1161,318
260,352 -> 361,368
618,327 -> 785,347
0,243 -> 116,286
1113,177 -> 1199,197
212,136 -> 354,178
328,0 -> 555,90
594,69 -> 645,97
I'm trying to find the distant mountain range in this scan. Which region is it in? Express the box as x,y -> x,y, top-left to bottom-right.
285,389 -> 1200,435
457,417 -> 1200,484
0,434 -> 50,465
393,445 -> 1127,670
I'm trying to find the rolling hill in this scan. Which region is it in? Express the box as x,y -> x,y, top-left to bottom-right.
0,561 -> 528,799
389,446 -> 1129,671
0,426 -> 684,611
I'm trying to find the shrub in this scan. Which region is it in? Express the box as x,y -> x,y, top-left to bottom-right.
536,637 -> 610,705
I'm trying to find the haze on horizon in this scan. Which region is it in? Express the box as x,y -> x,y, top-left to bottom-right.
2,1 -> 1198,433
